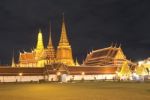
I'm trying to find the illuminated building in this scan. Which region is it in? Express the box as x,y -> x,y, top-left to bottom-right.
18,15 -> 75,67
118,61 -> 131,80
0,15 -> 141,82
0,64 -> 118,82
138,58 -> 150,71
83,45 -> 127,67
19,29 -> 45,67
137,58 -> 150,75
56,15 -> 75,66
1,45 -> 135,82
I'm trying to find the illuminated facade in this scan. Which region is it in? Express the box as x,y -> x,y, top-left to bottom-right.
18,16 -> 75,67
137,58 -> 150,75
83,45 -> 127,67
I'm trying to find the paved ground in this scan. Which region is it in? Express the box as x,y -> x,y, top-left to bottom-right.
0,81 -> 150,100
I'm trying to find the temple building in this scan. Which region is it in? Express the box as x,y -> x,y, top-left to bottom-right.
18,16 -> 75,67
0,15 -> 143,82
19,29 -> 46,67
137,58 -> 150,75
82,45 -> 128,67
2,44 -> 136,82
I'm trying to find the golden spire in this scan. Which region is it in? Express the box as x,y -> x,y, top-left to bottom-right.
56,13 -> 75,66
47,23 -> 53,48
46,23 -> 56,62
59,13 -> 69,45
110,42 -> 113,47
11,50 -> 15,67
36,29 -> 44,50
119,43 -> 122,48
75,58 -> 80,66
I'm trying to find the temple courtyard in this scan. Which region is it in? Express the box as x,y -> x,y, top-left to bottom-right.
0,81 -> 150,100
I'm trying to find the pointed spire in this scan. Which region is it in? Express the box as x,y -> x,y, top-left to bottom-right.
36,28 -> 44,50
11,50 -> 15,67
114,43 -> 117,48
59,13 -> 69,45
39,28 -> 42,33
119,43 -> 122,48
75,58 -> 80,66
82,59 -> 85,64
47,23 -> 53,48
46,23 -> 56,61
110,42 -> 114,47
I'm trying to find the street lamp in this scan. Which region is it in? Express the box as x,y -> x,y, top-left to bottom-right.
57,72 -> 61,76
19,73 -> 23,82
81,72 -> 85,81
19,73 -> 22,76
81,72 -> 85,75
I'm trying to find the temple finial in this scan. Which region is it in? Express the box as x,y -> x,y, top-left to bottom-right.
114,43 -> 117,48
48,22 -> 53,47
111,42 -> 113,47
39,28 -> 41,33
11,49 -> 15,67
62,12 -> 65,21
75,58 -> 80,66
119,43 -> 122,48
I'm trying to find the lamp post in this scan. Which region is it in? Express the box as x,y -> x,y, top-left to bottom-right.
82,72 -> 85,75
19,73 -> 23,82
81,72 -> 85,81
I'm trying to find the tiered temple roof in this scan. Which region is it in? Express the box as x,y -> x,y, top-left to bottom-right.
0,64 -> 117,76
19,52 -> 37,64
83,46 -> 127,67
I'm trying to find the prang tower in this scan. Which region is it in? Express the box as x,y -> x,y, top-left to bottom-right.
44,25 -> 56,64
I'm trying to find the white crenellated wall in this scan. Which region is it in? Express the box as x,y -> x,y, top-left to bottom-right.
66,74 -> 116,81
0,76 -> 44,82
0,74 -> 116,82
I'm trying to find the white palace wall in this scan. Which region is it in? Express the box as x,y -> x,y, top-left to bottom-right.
0,74 -> 116,82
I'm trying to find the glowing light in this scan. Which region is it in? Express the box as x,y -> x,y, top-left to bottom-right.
81,72 -> 85,75
138,61 -> 144,66
57,72 -> 61,76
115,71 -> 118,74
19,73 -> 23,76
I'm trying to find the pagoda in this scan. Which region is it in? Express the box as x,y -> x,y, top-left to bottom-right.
56,14 -> 75,66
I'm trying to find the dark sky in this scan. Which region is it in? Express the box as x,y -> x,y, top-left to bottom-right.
0,0 -> 150,65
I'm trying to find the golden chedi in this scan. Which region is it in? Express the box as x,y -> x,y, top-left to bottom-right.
56,15 -> 75,66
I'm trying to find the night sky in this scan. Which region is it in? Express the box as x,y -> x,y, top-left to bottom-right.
0,0 -> 150,65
